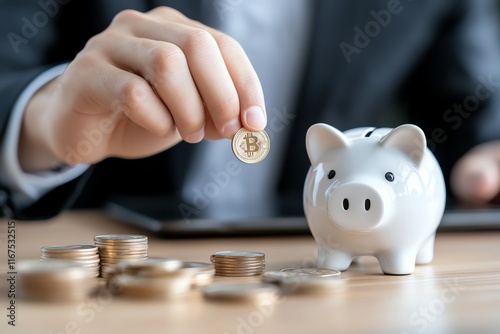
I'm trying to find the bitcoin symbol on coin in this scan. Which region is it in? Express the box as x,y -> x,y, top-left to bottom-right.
243,133 -> 260,157
231,128 -> 270,164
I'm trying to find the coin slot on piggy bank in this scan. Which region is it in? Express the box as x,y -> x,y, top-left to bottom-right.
303,123 -> 446,275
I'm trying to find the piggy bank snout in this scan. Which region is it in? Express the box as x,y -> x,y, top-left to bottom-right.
327,183 -> 388,231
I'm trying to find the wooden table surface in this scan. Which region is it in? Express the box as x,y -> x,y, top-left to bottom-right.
1,209 -> 500,334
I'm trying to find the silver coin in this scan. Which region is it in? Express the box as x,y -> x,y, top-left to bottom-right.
280,268 -> 341,278
182,262 -> 215,286
213,263 -> 265,269
98,250 -> 148,256
182,261 -> 213,270
18,260 -> 93,301
214,268 -> 265,274
18,259 -> 86,274
202,283 -> 280,302
94,235 -> 148,243
41,254 -> 100,260
262,270 -> 298,283
214,272 -> 264,277
265,268 -> 342,294
41,245 -> 98,253
212,251 -> 265,258
213,261 -> 265,266
116,258 -> 182,274
113,274 -> 193,299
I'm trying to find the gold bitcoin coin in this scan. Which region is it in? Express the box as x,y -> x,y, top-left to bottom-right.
231,128 -> 270,164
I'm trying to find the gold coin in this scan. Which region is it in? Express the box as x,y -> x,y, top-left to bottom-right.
231,128 -> 270,164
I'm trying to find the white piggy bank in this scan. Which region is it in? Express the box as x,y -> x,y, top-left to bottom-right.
303,123 -> 446,275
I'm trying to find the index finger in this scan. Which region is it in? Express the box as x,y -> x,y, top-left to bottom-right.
150,8 -> 267,133
211,32 -> 268,132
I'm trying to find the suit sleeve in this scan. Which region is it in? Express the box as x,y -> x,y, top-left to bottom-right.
0,1 -> 93,220
402,0 -> 500,186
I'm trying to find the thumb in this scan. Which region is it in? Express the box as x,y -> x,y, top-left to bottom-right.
450,142 -> 500,204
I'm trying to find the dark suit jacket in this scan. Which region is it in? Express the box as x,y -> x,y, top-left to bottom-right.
1,0 -> 500,219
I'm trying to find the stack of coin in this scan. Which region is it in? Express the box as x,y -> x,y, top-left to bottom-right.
18,259 -> 93,302
262,268 -> 342,294
94,234 -> 148,278
210,251 -> 265,277
109,258 -> 196,299
40,245 -> 100,278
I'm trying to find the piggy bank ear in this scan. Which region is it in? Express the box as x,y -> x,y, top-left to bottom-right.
306,123 -> 349,165
380,124 -> 426,167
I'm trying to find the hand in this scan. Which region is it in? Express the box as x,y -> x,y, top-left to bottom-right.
19,7 -> 266,172
450,141 -> 500,204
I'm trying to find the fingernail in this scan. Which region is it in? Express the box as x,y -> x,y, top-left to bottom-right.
186,128 -> 204,143
243,106 -> 267,130
222,118 -> 241,138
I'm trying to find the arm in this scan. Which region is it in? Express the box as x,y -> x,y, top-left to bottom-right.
18,6 -> 267,170
0,64 -> 90,218
0,2 -> 90,219
0,2 -> 267,219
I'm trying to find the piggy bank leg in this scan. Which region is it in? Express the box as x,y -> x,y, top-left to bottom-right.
317,244 -> 353,271
377,249 -> 417,275
416,233 -> 435,264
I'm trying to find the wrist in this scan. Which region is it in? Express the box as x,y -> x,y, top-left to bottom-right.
18,79 -> 65,172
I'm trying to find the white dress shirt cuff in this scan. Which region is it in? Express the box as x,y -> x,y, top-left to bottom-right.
0,63 -> 90,209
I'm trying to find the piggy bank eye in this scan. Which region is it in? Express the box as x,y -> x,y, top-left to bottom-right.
385,172 -> 395,182
328,170 -> 336,179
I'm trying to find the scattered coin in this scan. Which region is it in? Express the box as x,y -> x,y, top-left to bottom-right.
261,270 -> 297,284
40,245 -> 100,278
210,251 -> 265,277
115,257 -> 183,277
231,128 -> 270,164
108,257 -> 198,299
94,234 -> 148,278
18,259 -> 94,302
26,218 -> 365,305
182,261 -> 216,286
280,268 -> 342,278
263,268 -> 342,294
112,274 -> 194,299
202,283 -> 280,303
